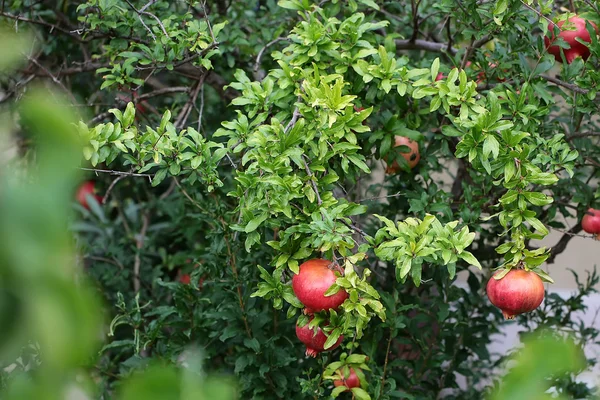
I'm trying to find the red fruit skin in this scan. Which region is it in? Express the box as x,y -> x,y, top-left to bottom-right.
486,269 -> 545,319
179,274 -> 191,285
582,208 -> 600,235
385,136 -> 420,174
295,319 -> 343,357
292,259 -> 348,312
545,16 -> 596,63
333,367 -> 361,391
76,181 -> 101,210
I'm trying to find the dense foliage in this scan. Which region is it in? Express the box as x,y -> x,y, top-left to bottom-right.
1,0 -> 600,399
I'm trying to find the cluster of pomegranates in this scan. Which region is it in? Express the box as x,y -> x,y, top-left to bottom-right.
291,259 -> 348,357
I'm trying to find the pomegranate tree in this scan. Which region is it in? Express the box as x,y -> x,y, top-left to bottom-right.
295,318 -> 343,357
582,208 -> 600,239
486,269 -> 545,319
292,259 -> 348,312
545,15 -> 597,63
333,367 -> 361,392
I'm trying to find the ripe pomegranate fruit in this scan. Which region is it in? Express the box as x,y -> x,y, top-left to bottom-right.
292,259 -> 348,312
486,269 -> 545,319
385,136 -> 420,173
76,181 -> 102,210
333,367 -> 361,391
582,208 -> 600,239
295,318 -> 343,357
545,15 -> 597,63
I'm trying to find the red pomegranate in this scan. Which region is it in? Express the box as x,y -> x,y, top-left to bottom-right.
385,136 -> 420,173
333,367 -> 361,391
295,318 -> 343,357
582,208 -> 600,238
292,259 -> 348,312
545,15 -> 597,63
486,269 -> 545,319
76,181 -> 102,210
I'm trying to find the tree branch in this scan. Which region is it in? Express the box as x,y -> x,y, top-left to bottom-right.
566,132 -> 600,140
253,37 -> 288,81
395,39 -> 457,55
303,156 -> 322,206
541,75 -> 588,94
133,213 -> 150,292
547,222 -> 582,264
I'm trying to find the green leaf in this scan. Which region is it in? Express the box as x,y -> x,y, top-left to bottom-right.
245,213 -> 268,233
350,387 -> 372,400
523,192 -> 553,206
151,168 -> 168,187
398,257 -> 411,279
482,135 -> 500,159
324,328 -> 342,350
459,251 -> 481,269
431,58 -> 440,82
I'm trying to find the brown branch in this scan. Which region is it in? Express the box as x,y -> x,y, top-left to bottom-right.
541,75 -> 588,94
23,62 -> 108,77
566,132 -> 600,140
284,105 -> 301,133
520,0 -> 556,27
0,11 -> 82,41
253,37 -> 288,81
102,175 -> 127,204
84,255 -> 124,270
123,0 -> 168,40
175,75 -> 205,129
25,55 -> 77,104
395,39 -> 457,55
133,213 -> 150,292
547,222 -> 583,264
137,86 -> 190,101
79,167 -> 153,179
379,330 -> 394,397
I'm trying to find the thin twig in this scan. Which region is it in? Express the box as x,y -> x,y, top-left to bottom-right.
79,168 -> 153,180
358,192 -> 403,203
284,106 -> 301,133
123,0 -> 168,40
84,255 -> 125,270
380,330 -> 394,397
173,177 -> 211,215
137,86 -> 190,101
303,156 -> 322,206
175,74 -> 205,129
547,223 -> 584,264
133,213 -> 150,292
253,37 -> 288,81
25,55 -> 77,104
102,175 -> 127,204
395,38 -> 457,54
520,0 -> 556,27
